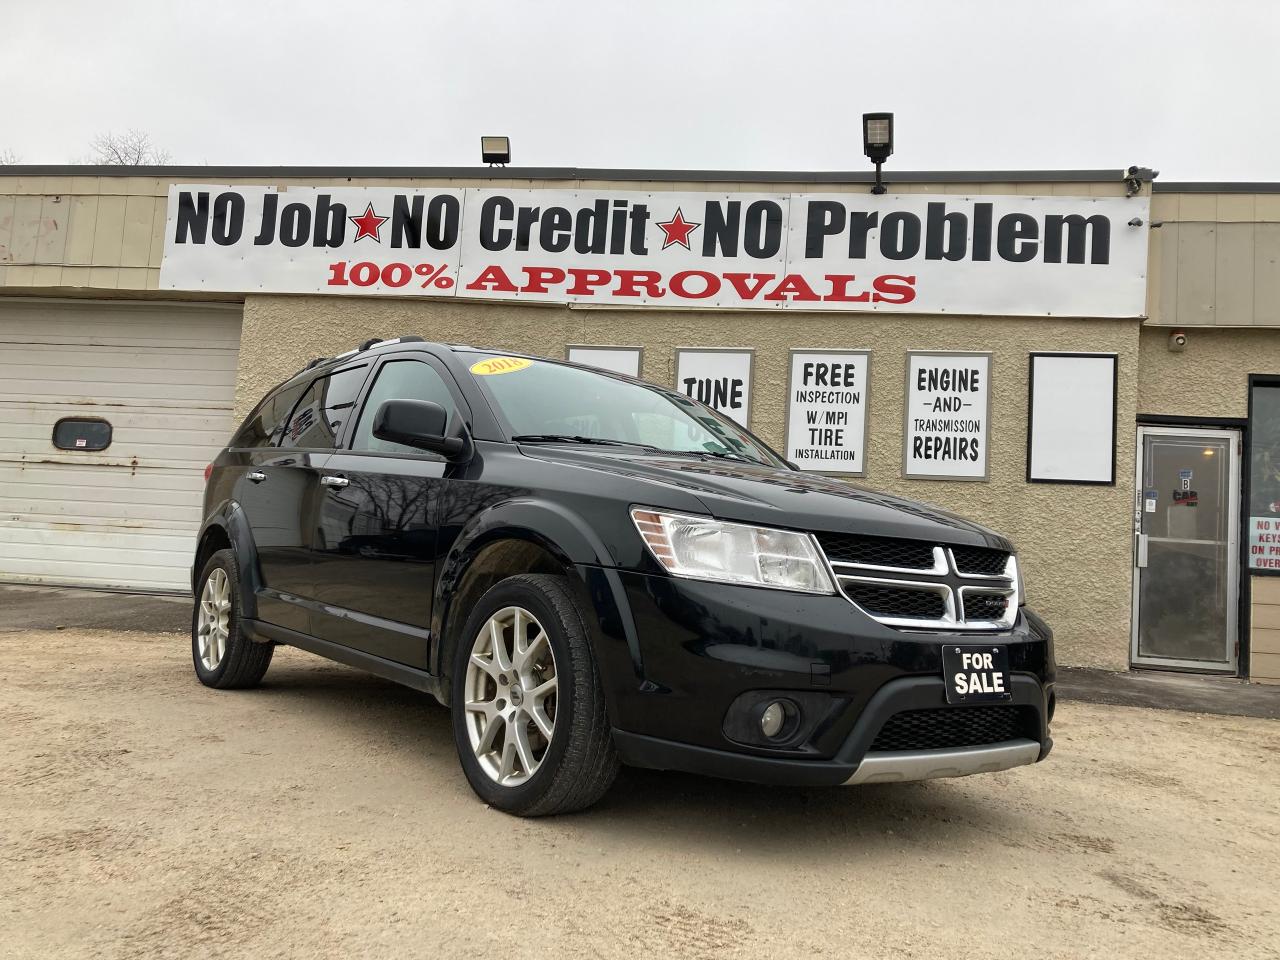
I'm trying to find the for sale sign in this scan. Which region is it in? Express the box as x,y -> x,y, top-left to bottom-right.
160,185 -> 1150,318
904,352 -> 991,480
785,350 -> 870,475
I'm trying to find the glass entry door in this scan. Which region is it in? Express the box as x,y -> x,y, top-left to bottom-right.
1131,426 -> 1240,672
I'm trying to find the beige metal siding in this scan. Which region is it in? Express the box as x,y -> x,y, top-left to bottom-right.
0,299 -> 241,591
1250,576 -> 1280,683
1149,192 -> 1280,327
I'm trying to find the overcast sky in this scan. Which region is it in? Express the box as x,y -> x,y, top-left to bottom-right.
3,0 -> 1278,181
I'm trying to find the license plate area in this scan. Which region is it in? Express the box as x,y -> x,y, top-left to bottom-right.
943,644 -> 1012,704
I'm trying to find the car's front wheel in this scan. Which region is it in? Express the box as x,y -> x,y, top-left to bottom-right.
451,574 -> 619,816
191,548 -> 273,689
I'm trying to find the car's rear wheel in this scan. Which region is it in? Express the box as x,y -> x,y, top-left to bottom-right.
192,548 -> 273,689
451,573 -> 618,816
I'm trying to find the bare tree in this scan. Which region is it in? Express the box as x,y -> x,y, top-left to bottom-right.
0,148 -> 20,165
86,129 -> 171,165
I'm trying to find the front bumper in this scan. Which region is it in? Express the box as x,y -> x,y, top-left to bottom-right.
612,673 -> 1053,787
844,739 -> 1041,785
582,569 -> 1055,786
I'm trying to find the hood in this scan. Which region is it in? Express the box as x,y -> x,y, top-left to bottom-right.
518,446 -> 1011,549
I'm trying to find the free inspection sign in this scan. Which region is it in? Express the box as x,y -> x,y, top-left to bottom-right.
159,185 -> 1151,318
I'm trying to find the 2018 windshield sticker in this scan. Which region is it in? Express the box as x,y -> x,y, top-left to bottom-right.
470,356 -> 533,376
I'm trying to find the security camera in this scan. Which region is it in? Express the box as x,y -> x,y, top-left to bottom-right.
1169,330 -> 1187,352
1124,165 -> 1160,197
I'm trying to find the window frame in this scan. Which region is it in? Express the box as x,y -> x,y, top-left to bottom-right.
1247,374 -> 1280,577
342,351 -> 472,461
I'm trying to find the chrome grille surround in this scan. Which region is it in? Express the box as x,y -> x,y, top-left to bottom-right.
821,541 -> 1018,631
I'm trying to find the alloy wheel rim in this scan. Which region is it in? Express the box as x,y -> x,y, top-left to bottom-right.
463,605 -> 558,786
196,567 -> 231,671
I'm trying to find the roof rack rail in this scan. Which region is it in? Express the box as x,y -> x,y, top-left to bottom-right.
303,357 -> 328,370
358,337 -> 383,351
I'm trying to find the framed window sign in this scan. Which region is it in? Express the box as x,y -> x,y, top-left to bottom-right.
1027,352 -> 1118,485
785,349 -> 871,475
903,351 -> 991,481
1248,375 -> 1280,573
565,344 -> 643,378
673,348 -> 754,427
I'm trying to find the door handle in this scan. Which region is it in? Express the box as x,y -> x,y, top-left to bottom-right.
320,475 -> 349,488
246,471 -> 267,483
1136,533 -> 1149,568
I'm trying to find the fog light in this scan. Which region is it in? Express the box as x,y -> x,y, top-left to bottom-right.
760,701 -> 788,739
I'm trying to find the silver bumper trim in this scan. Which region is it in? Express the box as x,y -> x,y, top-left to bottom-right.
844,738 -> 1041,785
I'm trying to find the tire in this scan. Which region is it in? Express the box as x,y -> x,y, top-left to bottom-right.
450,573 -> 619,816
191,548 -> 273,690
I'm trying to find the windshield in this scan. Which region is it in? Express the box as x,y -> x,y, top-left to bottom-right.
462,353 -> 784,466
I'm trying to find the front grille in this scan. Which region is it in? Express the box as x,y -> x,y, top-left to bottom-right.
963,592 -> 1010,621
951,545 -> 1010,576
870,706 -> 1033,752
816,533 -> 935,570
844,584 -> 946,620
817,533 -> 1017,631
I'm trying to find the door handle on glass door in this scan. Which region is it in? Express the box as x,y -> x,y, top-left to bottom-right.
247,471 -> 267,483
1136,533 -> 1149,568
320,475 -> 349,488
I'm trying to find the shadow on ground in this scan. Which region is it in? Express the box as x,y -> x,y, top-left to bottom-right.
245,653 -> 1040,854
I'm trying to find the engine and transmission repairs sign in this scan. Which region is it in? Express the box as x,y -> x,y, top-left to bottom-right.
903,352 -> 992,480
785,350 -> 870,475
159,185 -> 1150,318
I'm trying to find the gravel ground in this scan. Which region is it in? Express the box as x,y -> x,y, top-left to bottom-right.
2,625 -> 1278,960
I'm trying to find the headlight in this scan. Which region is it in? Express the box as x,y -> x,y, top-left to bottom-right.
1012,554 -> 1026,606
631,508 -> 835,594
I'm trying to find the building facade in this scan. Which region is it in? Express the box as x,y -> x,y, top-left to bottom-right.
1,165 -> 1277,681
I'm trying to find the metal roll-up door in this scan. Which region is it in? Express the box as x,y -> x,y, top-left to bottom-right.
0,298 -> 242,592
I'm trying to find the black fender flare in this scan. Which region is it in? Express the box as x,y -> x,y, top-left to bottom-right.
193,500 -> 262,621
429,497 -> 628,677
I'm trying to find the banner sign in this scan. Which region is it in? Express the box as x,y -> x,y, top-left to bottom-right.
674,348 -> 753,426
786,350 -> 870,475
904,352 -> 991,480
160,185 -> 1150,318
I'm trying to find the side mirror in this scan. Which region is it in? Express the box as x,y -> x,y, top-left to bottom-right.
372,399 -> 469,458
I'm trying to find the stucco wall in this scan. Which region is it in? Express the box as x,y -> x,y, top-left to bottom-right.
1138,325 -> 1280,418
239,295 -> 1140,670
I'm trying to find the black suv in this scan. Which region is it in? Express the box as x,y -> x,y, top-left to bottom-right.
192,337 -> 1054,815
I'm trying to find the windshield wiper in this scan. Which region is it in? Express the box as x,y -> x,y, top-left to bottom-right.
651,447 -> 767,466
511,434 -> 658,450
697,449 -> 765,465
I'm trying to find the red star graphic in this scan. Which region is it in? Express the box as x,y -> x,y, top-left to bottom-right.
655,207 -> 700,250
349,203 -> 388,242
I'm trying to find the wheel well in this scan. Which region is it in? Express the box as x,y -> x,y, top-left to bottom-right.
438,537 -> 570,703
193,525 -> 232,591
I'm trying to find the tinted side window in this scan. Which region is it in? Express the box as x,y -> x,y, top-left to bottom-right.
282,365 -> 368,449
353,360 -> 457,455
231,380 -> 307,448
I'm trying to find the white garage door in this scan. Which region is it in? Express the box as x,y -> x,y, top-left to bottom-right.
0,298 -> 242,592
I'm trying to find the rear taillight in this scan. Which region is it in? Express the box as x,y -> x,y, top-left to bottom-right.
203,463 -> 213,482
